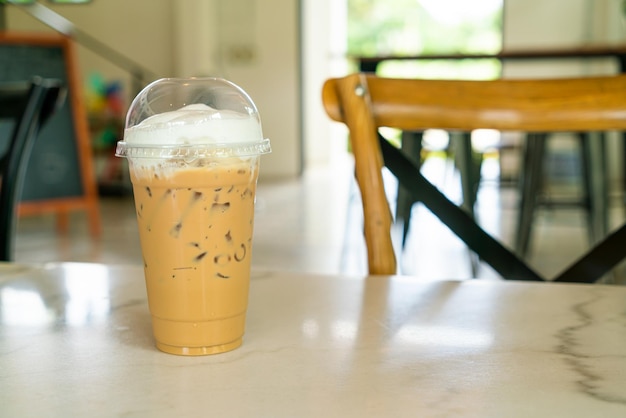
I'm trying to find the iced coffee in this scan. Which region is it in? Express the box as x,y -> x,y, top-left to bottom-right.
115,78 -> 271,355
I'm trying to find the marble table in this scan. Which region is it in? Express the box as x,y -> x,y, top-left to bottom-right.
1,262 -> 625,417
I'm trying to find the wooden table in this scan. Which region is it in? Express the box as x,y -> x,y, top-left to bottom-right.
353,44 -> 626,73
1,262 -> 625,416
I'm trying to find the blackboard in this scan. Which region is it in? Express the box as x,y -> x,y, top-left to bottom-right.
0,32 -> 100,236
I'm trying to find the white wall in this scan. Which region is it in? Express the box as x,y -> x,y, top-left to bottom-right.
182,0 -> 302,179
188,0 -> 346,174
301,0 -> 349,167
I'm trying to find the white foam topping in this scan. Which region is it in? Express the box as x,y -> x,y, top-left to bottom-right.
124,103 -> 264,145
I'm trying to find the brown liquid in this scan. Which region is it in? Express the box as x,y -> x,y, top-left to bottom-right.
129,158 -> 259,355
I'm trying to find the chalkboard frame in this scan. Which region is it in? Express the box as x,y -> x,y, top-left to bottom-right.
0,31 -> 100,236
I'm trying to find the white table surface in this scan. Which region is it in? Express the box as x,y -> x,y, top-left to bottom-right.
1,262 -> 625,417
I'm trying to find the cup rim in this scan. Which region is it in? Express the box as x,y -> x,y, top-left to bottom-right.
115,138 -> 271,159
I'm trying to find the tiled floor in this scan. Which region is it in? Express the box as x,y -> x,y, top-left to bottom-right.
13,151 -> 626,284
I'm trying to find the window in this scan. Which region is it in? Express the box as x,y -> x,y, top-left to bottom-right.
348,0 -> 503,79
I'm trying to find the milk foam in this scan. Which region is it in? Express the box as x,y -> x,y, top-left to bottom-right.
124,103 -> 263,145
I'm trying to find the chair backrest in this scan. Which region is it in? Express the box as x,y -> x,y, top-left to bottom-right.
0,77 -> 65,261
322,73 -> 626,275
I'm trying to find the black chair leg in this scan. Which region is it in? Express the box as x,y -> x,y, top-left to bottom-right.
515,133 -> 547,258
581,132 -> 608,246
396,131 -> 423,246
453,132 -> 482,277
454,132 -> 481,217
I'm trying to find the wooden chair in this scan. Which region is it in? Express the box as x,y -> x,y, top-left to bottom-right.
322,72 -> 626,282
0,77 -> 65,261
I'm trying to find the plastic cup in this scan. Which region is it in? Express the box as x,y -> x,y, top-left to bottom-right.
115,78 -> 271,355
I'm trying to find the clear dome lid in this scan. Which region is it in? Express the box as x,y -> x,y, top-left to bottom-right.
116,77 -> 270,159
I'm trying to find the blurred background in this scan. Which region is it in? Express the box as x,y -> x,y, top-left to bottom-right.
3,0 -> 626,279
